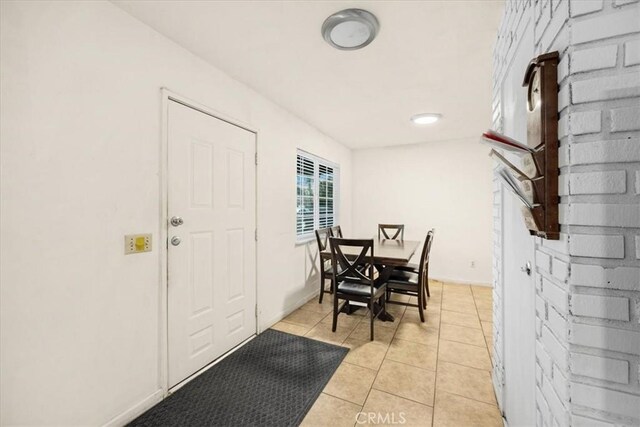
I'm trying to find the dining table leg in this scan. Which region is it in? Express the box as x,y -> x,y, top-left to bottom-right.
373,264 -> 395,322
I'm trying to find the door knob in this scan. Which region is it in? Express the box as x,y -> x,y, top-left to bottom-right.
171,236 -> 181,246
170,216 -> 184,226
521,261 -> 532,276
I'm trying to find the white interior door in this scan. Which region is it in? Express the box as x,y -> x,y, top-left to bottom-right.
167,100 -> 256,388
502,189 -> 536,426
500,17 -> 536,427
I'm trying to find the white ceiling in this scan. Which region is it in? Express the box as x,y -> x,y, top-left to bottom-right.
113,1 -> 504,149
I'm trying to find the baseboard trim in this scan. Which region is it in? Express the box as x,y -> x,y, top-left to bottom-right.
432,276 -> 492,286
102,389 -> 163,427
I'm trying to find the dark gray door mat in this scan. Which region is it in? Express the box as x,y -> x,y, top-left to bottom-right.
128,329 -> 348,427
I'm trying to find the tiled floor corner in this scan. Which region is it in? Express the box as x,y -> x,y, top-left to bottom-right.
274,280 -> 501,427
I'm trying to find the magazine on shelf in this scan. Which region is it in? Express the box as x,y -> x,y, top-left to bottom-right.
480,129 -> 533,154
497,167 -> 536,208
489,149 -> 529,181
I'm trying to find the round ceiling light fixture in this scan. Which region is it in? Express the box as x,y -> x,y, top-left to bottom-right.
322,9 -> 380,50
411,113 -> 442,125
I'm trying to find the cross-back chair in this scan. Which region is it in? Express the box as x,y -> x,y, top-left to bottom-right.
315,227 -> 334,303
329,238 -> 388,340
330,225 -> 343,238
386,229 -> 434,322
378,224 -> 405,241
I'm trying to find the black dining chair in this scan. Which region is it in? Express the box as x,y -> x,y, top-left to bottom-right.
395,229 -> 435,302
378,224 -> 405,241
329,238 -> 388,341
315,227 -> 334,303
330,225 -> 343,238
386,230 -> 434,322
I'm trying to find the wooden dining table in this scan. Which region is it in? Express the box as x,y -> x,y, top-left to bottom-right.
320,237 -> 421,321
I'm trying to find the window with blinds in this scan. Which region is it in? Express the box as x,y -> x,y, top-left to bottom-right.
296,151 -> 339,241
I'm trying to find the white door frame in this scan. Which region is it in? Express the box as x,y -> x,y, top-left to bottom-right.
159,88 -> 259,395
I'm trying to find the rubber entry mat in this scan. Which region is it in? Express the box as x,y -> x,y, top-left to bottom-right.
128,329 -> 348,426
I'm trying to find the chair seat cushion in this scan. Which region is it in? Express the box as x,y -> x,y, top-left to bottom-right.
337,281 -> 384,297
395,263 -> 419,273
389,270 -> 419,284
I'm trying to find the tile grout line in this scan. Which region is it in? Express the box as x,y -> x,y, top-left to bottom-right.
317,392 -> 364,412
471,287 -> 499,405
354,303 -> 400,423
431,285 -> 450,427
435,387 -> 500,408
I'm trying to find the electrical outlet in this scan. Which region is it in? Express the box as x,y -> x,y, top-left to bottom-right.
125,234 -> 152,254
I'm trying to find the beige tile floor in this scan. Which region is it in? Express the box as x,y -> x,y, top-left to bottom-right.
271,280 -> 502,427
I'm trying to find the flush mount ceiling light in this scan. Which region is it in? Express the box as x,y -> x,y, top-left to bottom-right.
322,9 -> 379,50
411,113 -> 442,125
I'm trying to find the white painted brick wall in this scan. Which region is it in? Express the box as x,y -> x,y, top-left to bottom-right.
547,305 -> 568,339
571,293 -> 630,321
494,1 -> 640,425
570,138 -> 640,164
570,323 -> 640,355
542,276 -> 570,311
610,105 -> 640,132
541,325 -> 569,371
570,0 -> 603,17
571,45 -> 618,73
571,8 -> 640,44
569,110 -> 601,135
571,382 -> 640,419
568,170 -> 626,194
572,414 -> 616,427
625,39 -> 640,66
571,72 -> 640,104
570,264 -> 639,291
568,233 -> 625,259
571,352 -> 630,384
562,203 -> 640,228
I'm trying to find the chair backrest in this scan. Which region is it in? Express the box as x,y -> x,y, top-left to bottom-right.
378,224 -> 405,240
330,225 -> 343,238
418,229 -> 435,282
329,238 -> 375,288
315,227 -> 332,252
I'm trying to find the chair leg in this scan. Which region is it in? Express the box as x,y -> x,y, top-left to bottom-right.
332,293 -> 339,332
319,270 -> 325,304
423,282 -> 428,309
381,291 -> 387,317
369,301 -> 374,341
418,285 -> 425,323
425,267 -> 431,298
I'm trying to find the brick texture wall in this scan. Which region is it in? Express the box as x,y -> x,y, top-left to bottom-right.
492,1 -> 640,425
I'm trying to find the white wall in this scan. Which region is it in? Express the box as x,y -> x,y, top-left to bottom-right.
0,1 -> 351,425
352,138 -> 493,285
492,1 -> 640,425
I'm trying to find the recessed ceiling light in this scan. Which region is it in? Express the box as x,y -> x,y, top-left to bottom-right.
322,9 -> 379,50
411,113 -> 442,125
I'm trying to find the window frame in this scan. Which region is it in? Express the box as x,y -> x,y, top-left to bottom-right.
295,149 -> 340,244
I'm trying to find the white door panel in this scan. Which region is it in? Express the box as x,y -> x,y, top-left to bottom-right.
500,16 -> 536,427
168,100 -> 256,388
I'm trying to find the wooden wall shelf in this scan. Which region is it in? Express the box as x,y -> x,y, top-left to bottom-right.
521,51 -> 560,240
482,51 -> 559,240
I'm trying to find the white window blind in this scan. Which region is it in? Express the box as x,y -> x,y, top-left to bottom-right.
296,151 -> 339,241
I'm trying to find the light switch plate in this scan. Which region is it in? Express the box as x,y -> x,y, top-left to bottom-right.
125,234 -> 152,254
